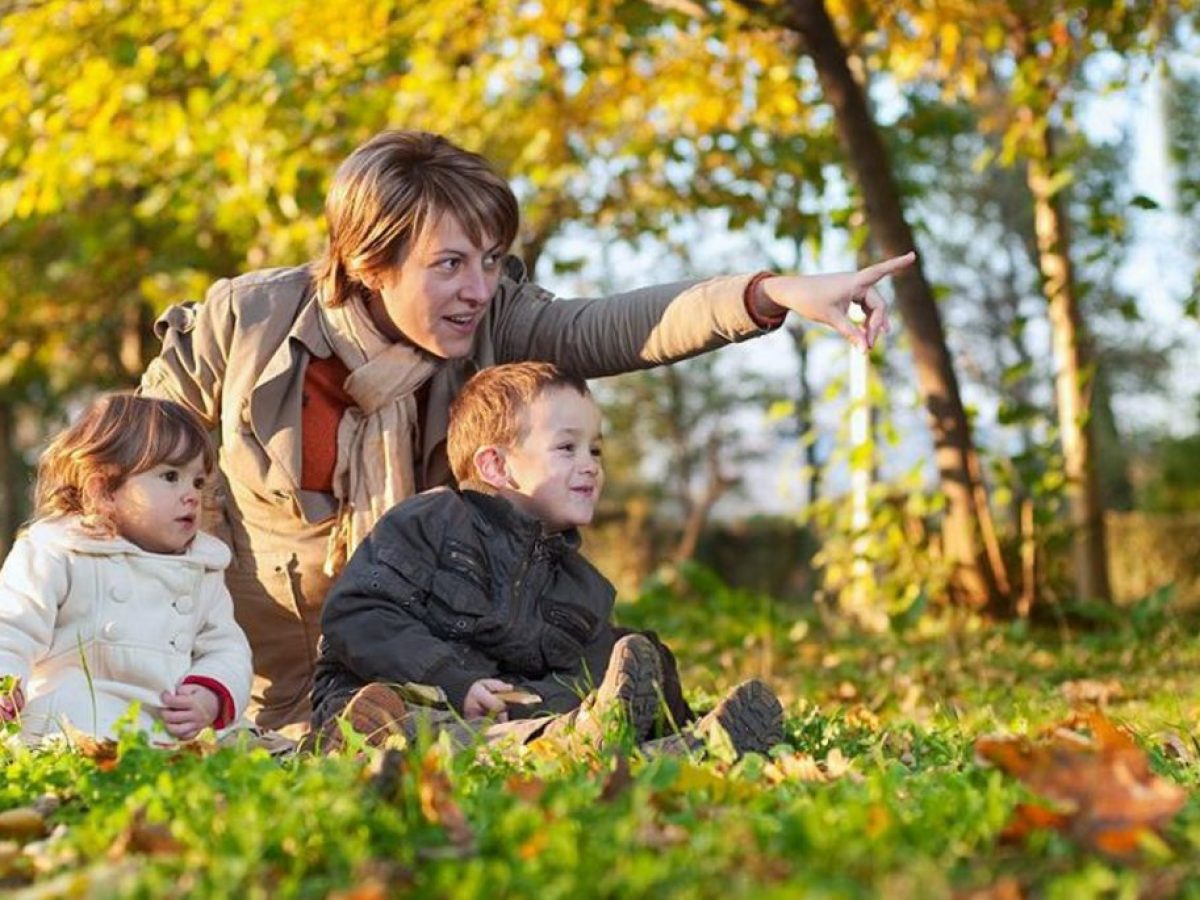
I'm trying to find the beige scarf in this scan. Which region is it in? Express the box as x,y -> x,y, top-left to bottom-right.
319,296 -> 438,575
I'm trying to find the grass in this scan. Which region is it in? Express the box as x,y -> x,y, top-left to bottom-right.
3,568 -> 1200,898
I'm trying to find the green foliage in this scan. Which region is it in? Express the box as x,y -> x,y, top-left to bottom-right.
6,597 -> 1200,896
1137,427 -> 1200,514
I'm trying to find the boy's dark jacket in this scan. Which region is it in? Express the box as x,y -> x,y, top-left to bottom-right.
312,485 -> 617,719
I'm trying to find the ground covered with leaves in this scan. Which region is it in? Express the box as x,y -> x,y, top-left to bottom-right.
3,568 -> 1200,898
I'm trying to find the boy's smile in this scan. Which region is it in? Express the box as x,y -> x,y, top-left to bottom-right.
494,386 -> 604,533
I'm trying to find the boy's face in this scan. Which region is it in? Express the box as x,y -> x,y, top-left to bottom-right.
494,387 -> 604,533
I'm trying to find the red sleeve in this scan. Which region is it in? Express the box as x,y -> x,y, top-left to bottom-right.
743,270 -> 786,330
181,675 -> 236,729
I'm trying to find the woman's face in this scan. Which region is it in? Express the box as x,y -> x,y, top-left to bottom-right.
368,213 -> 506,359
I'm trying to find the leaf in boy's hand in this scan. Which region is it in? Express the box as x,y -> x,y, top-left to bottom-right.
975,710 -> 1186,858
493,690 -> 542,706
0,808 -> 47,840
397,682 -> 450,709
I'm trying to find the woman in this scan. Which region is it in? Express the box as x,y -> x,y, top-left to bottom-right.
141,130 -> 912,735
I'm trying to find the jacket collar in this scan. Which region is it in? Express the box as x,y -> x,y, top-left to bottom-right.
459,483 -> 582,552
30,516 -> 231,570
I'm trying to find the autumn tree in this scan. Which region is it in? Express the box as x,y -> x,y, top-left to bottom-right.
858,0 -> 1184,600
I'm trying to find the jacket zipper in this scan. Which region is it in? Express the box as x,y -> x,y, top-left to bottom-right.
445,546 -> 489,593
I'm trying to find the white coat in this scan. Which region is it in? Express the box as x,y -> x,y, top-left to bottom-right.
0,517 -> 251,742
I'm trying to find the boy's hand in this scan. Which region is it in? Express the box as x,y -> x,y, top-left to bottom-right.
160,684 -> 220,740
751,251 -> 915,352
0,679 -> 24,722
464,679 -> 514,722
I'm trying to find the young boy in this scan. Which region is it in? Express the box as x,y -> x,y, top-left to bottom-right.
310,362 -> 783,755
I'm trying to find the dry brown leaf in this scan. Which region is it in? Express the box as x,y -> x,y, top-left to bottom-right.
417,751 -> 475,853
1160,732 -> 1194,763
975,710 -> 1186,858
824,748 -> 853,780
635,819 -> 690,849
956,876 -> 1024,900
367,748 -> 408,802
327,879 -> 389,900
60,723 -> 119,771
0,808 -> 47,840
598,754 -> 633,803
504,775 -> 547,804
764,751 -> 826,784
108,808 -> 184,859
1060,678 -> 1123,707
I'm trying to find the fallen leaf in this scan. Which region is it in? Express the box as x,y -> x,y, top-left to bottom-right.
823,748 -> 853,779
975,711 -> 1186,858
598,755 -> 633,803
635,819 -> 689,849
328,879 -> 388,900
1060,678 -> 1123,707
417,751 -> 475,853
957,875 -> 1024,899
59,722 -> 119,771
108,808 -> 184,859
504,775 -> 547,804
367,749 -> 408,802
1160,732 -> 1194,763
0,839 -> 31,884
517,829 -> 548,860
764,752 -> 826,784
0,809 -> 47,840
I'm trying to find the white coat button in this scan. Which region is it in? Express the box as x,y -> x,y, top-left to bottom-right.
174,596 -> 194,615
108,585 -> 126,603
170,633 -> 188,653
101,622 -> 120,640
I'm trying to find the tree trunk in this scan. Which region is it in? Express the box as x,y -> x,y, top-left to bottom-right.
1026,132 -> 1112,603
778,0 -> 1011,610
673,436 -> 732,563
788,325 -> 822,503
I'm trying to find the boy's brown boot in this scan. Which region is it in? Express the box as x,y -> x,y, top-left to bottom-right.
317,683 -> 411,753
697,679 -> 784,757
543,633 -> 663,748
644,679 -> 784,759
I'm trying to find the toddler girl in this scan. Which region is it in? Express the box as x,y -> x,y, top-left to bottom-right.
0,394 -> 251,742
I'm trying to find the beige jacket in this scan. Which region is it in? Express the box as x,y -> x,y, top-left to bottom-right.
0,518 -> 252,742
141,258 -> 771,732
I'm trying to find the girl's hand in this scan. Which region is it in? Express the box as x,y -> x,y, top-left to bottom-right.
0,679 -> 24,722
463,678 -> 513,722
751,251 -> 916,352
160,684 -> 220,740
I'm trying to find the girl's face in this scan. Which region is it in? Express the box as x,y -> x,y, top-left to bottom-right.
366,213 -> 506,359
109,453 -> 207,554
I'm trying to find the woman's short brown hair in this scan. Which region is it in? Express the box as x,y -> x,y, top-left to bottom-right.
312,130 -> 520,308
448,363 -> 590,486
35,394 -> 215,536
